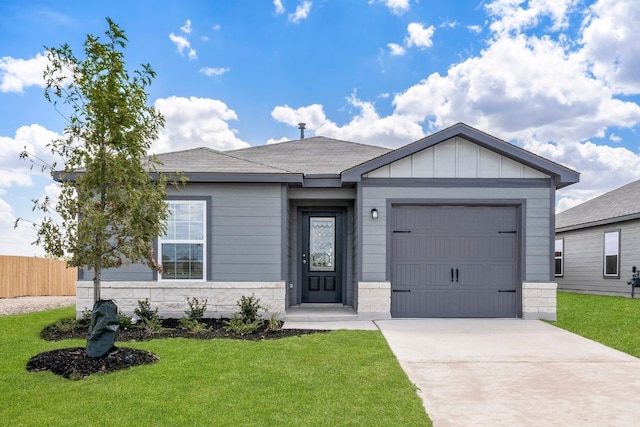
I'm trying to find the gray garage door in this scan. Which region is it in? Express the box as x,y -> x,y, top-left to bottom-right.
391,205 -> 519,318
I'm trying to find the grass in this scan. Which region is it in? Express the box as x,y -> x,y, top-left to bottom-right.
550,291 -> 640,358
0,306 -> 431,427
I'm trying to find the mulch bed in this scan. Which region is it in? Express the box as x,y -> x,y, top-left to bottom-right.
28,318 -> 326,379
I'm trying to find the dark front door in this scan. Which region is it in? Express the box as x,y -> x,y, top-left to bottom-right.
301,211 -> 344,303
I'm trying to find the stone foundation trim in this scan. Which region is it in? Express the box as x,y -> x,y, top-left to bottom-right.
356,281 -> 391,319
522,282 -> 557,321
76,281 -> 286,319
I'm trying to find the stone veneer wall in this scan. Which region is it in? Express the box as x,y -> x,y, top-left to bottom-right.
356,282 -> 391,320
522,282 -> 557,321
76,281 -> 286,319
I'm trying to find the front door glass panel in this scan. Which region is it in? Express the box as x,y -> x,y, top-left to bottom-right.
309,217 -> 335,271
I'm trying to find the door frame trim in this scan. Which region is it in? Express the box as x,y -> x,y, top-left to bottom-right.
297,206 -> 348,305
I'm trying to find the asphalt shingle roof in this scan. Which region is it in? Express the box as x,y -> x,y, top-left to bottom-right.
153,147 -> 289,174
556,179 -> 640,231
152,136 -> 391,176
227,136 -> 391,175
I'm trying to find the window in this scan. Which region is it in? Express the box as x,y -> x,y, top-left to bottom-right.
554,239 -> 563,277
160,201 -> 206,280
603,230 -> 620,278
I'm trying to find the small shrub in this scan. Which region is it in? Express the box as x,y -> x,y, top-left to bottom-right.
141,317 -> 165,334
81,308 -> 93,323
117,312 -> 134,329
185,297 -> 208,321
223,313 -> 262,334
134,299 -> 159,323
54,318 -> 82,333
179,317 -> 210,333
237,294 -> 264,323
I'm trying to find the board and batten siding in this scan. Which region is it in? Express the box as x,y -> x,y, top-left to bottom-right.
364,136 -> 548,180
89,183 -> 283,282
556,221 -> 640,296
361,185 -> 553,283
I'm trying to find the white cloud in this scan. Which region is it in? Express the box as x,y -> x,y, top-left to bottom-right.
0,52 -> 49,93
180,20 -> 192,34
199,67 -> 230,77
266,136 -> 290,145
153,96 -> 250,153
485,0 -> 576,35
213,24 -> 221,31
169,33 -> 197,59
526,137 -> 640,211
0,124 -> 62,188
271,94 -> 424,147
274,0 -> 286,15
372,0 -> 411,15
387,43 -> 406,56
0,197 -> 44,256
579,0 -> 640,95
468,25 -> 483,34
405,23 -> 436,49
289,1 -> 312,23
392,30 -> 640,144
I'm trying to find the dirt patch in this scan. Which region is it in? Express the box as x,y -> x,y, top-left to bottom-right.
29,318 -> 327,379
27,347 -> 159,379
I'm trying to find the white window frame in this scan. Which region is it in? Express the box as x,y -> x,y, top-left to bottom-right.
554,238 -> 564,277
603,230 -> 620,278
159,200 -> 206,281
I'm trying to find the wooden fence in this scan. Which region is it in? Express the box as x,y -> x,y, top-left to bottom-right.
0,256 -> 77,298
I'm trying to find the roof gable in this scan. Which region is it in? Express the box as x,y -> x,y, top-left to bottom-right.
342,123 -> 579,188
364,136 -> 548,179
556,179 -> 640,231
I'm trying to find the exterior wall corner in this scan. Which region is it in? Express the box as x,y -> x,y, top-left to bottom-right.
522,282 -> 557,320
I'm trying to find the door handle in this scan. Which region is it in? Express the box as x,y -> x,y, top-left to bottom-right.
450,268 -> 454,282
456,268 -> 459,282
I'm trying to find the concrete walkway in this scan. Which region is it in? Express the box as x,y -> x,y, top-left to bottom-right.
376,319 -> 640,427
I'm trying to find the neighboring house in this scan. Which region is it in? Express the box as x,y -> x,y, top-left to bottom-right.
555,179 -> 640,297
74,123 -> 579,320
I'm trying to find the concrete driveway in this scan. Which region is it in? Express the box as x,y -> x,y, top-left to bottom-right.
376,319 -> 640,427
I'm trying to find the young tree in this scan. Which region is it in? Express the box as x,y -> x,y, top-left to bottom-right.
21,18 -> 175,304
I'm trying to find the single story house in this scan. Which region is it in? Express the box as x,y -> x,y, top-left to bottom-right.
555,178 -> 640,297
75,122 -> 579,320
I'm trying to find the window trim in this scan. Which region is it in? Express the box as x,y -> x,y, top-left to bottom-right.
554,238 -> 564,277
603,230 -> 620,279
159,199 -> 207,281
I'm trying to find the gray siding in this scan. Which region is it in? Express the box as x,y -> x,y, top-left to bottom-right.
556,220 -> 640,296
86,183 -> 283,282
361,183 -> 554,283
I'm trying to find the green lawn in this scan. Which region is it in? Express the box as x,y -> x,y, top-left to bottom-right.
0,306 -> 431,426
550,291 -> 640,358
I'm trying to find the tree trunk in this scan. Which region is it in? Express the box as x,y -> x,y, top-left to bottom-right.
93,266 -> 102,304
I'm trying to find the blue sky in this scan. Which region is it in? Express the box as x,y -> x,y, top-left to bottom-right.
1,0 -> 639,256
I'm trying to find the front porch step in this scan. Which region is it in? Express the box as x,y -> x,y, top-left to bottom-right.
284,304 -> 359,322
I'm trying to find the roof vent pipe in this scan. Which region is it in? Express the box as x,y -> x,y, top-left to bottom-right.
298,122 -> 306,139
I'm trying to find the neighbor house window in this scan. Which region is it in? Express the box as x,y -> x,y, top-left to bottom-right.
603,230 -> 620,278
554,239 -> 563,277
160,200 -> 206,280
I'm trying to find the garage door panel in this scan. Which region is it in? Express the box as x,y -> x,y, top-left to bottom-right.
393,262 -> 451,290
391,205 -> 520,318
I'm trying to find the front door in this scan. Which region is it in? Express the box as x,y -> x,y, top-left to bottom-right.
301,211 -> 344,303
